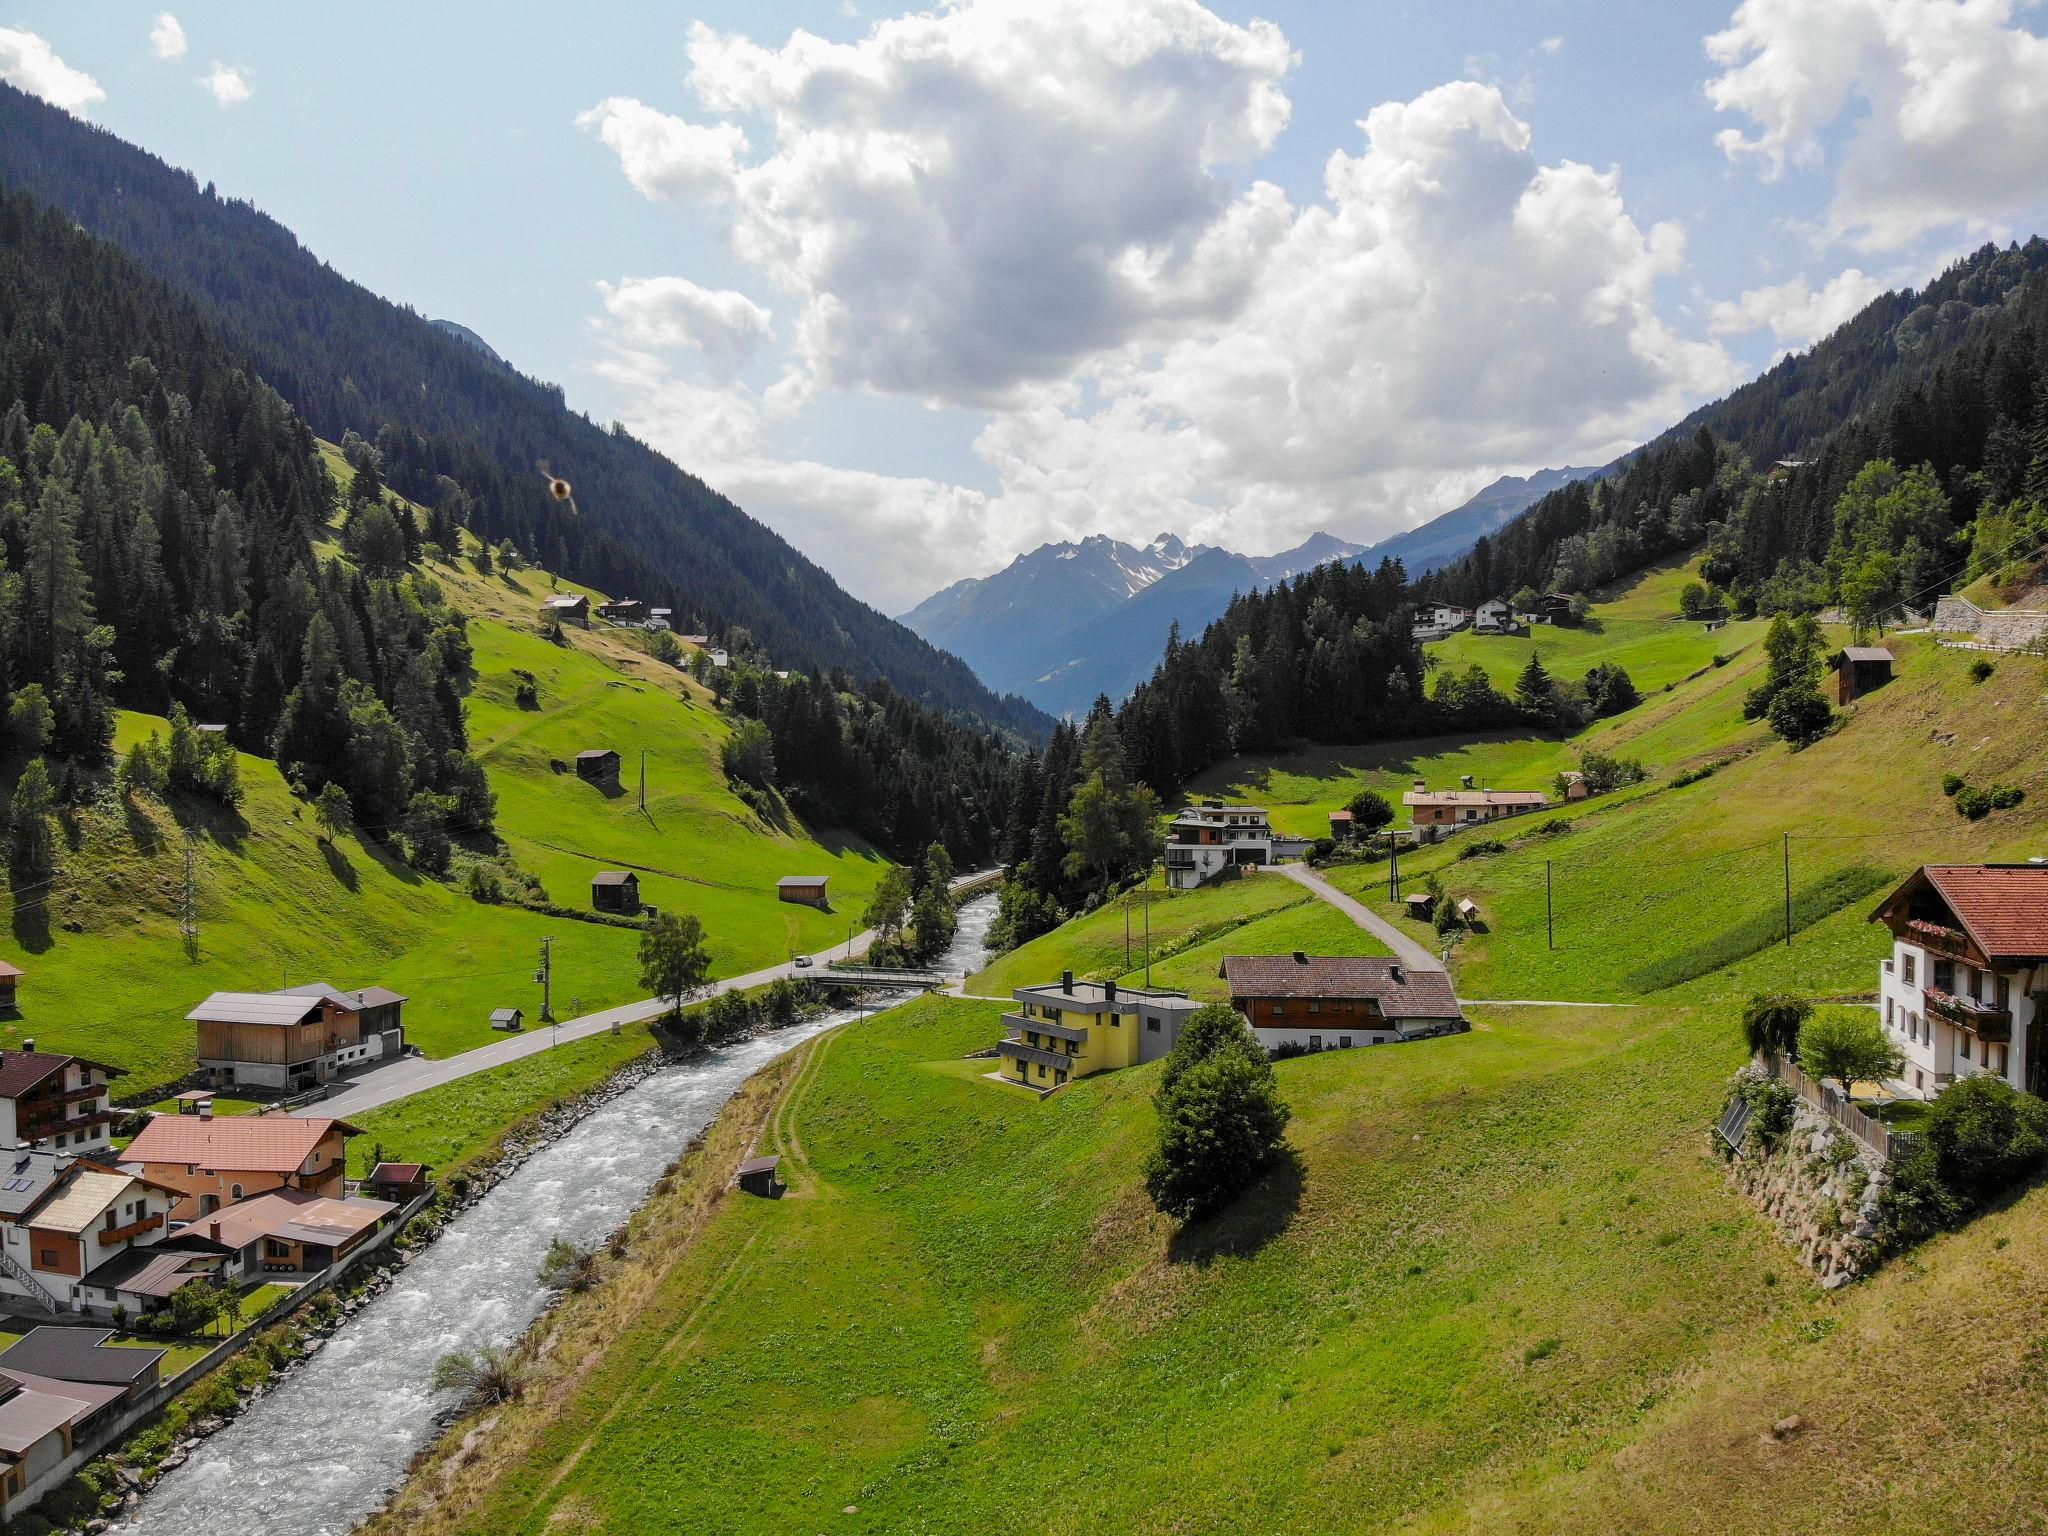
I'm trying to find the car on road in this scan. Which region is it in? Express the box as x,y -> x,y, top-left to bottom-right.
792,956 -> 813,969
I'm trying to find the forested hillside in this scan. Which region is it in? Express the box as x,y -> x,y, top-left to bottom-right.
1420,239 -> 2048,616
0,82 -> 1047,741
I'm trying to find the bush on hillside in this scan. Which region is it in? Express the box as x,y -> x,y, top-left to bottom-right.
1765,684 -> 1834,746
1459,839 -> 1508,860
1798,1010 -> 1903,1101
1969,657 -> 1995,682
1346,788 -> 1395,834
1669,763 -> 1717,789
1740,993 -> 1811,1060
1941,772 -> 1964,797
1144,1004 -> 1291,1223
1953,782 -> 2024,820
1925,1074 -> 2048,1206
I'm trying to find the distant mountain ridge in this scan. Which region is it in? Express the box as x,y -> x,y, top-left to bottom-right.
900,529 -> 1363,718
1353,466 -> 1607,577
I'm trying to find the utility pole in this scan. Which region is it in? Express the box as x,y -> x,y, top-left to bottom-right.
639,749 -> 647,811
1124,894 -> 1132,972
1143,863 -> 1154,988
1546,859 -> 1554,951
1389,836 -> 1401,903
179,830 -> 200,961
1783,833 -> 1793,947
538,936 -> 555,1022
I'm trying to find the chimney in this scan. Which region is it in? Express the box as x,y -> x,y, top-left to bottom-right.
199,1103 -> 213,1120
1061,969 -> 1074,993
209,1220 -> 221,1242
1389,964 -> 1405,985
1292,950 -> 1308,964
19,1038 -> 31,1052
1104,979 -> 1117,1003
1413,780 -> 1426,792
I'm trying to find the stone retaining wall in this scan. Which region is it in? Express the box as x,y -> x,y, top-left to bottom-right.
1723,1096 -> 1888,1287
1932,594 -> 2048,650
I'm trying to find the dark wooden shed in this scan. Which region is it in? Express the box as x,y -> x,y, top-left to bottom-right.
736,1154 -> 782,1198
1404,891 -> 1435,921
591,871 -> 641,914
575,749 -> 622,786
1832,646 -> 1894,704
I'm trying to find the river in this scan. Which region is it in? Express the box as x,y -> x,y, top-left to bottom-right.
119,892 -> 997,1536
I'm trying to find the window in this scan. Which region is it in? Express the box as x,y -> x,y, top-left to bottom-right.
1885,998 -> 1894,1026
1997,975 -> 2011,1012
1933,959 -> 1954,993
1966,968 -> 1982,1003
1308,1001 -> 1320,1015
1902,953 -> 1916,986
1308,1035 -> 1322,1051
1271,1001 -> 1286,1017
230,1184 -> 244,1200
1145,1016 -> 1160,1032
1340,1036 -> 1353,1049
1960,1035 -> 1972,1062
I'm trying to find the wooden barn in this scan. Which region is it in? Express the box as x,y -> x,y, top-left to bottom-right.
591,871 -> 641,914
0,959 -> 20,1014
575,749 -> 621,787
736,1155 -> 782,1197
1833,646 -> 1894,704
540,593 -> 589,627
777,875 -> 829,909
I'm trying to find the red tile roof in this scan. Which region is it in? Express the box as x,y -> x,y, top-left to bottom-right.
1221,955 -> 1461,1019
122,1114 -> 359,1175
0,1049 -> 121,1099
1875,864 -> 2048,961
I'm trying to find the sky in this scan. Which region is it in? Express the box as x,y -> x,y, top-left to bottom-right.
6,2 -> 2048,613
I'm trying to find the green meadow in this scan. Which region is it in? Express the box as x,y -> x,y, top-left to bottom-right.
0,445 -> 895,1093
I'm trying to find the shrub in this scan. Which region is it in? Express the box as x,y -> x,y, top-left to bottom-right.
539,1238 -> 601,1294
1670,763 -> 1717,789
1459,839 -> 1508,860
1307,837 -> 1337,865
1765,684 -> 1833,746
1950,782 -> 2021,820
1740,993 -> 1810,1060
1346,789 -> 1395,835
1738,1077 -> 1798,1150
1532,817 -> 1573,837
1942,772 -> 1964,797
431,1345 -> 526,1406
1798,1010 -> 1903,1100
1877,1138 -> 1962,1240
1969,657 -> 1995,682
1925,1074 -> 2048,1206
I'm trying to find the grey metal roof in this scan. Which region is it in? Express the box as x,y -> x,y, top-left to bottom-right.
591,871 -> 638,886
0,1328 -> 162,1385
737,1155 -> 780,1176
185,991 -> 326,1026
1837,646 -> 1893,663
0,1150 -> 67,1217
0,1376 -> 92,1454
777,875 -> 827,886
489,1007 -> 523,1022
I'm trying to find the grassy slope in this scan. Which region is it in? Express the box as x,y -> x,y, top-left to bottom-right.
376,549 -> 2048,1536
0,444 -> 889,1095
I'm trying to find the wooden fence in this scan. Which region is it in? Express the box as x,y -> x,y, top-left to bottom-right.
1760,1053 -> 1920,1161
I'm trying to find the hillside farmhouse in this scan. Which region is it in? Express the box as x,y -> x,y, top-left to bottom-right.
540,593 -> 589,627
0,1050 -> 124,1157
995,974 -> 1201,1092
1221,953 -> 1465,1050
1402,782 -> 1550,827
1872,863 -> 2048,1100
1166,803 -> 1276,889
597,598 -> 646,624
121,1113 -> 359,1221
187,983 -> 406,1090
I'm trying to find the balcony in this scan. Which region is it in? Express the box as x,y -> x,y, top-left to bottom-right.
98,1213 -> 163,1246
1924,987 -> 2012,1042
996,1038 -> 1079,1071
1002,1012 -> 1087,1045
1906,920 -> 1980,965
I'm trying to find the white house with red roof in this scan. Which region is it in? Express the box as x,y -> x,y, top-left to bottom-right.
0,1049 -> 125,1158
1871,863 -> 2048,1099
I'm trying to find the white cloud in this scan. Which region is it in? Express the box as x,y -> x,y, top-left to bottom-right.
1708,266 -> 1891,346
577,97 -> 748,201
0,26 -> 104,116
594,277 -> 774,381
151,13 -> 187,60
204,61 -> 251,106
1540,36 -> 1564,56
583,1 -> 1295,404
1706,0 -> 2048,249
585,8 -> 1739,610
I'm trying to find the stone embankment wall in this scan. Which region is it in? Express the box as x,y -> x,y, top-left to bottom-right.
1932,595 -> 2048,651
1724,1098 -> 1889,1287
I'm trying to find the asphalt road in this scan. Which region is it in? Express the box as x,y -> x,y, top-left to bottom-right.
1271,862 -> 1446,973
303,871 -> 999,1120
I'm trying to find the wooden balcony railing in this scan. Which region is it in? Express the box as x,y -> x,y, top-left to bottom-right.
1924,988 -> 2012,1042
98,1213 -> 163,1246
